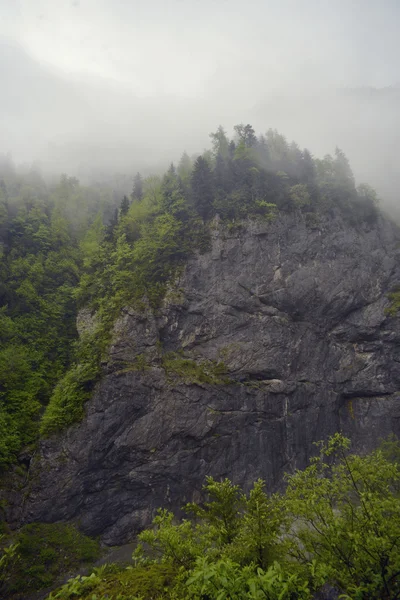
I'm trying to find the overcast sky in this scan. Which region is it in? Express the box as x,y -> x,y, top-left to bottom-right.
0,0 -> 399,201
2,0 -> 399,95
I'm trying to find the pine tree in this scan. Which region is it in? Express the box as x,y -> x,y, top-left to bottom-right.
0,179 -> 9,249
161,163 -> 189,219
191,156 -> 214,220
177,152 -> 192,183
105,207 -> 118,241
214,149 -> 236,196
301,149 -> 316,183
120,195 -> 130,217
162,163 -> 179,211
333,147 -> 355,193
131,172 -> 143,202
256,135 -> 271,169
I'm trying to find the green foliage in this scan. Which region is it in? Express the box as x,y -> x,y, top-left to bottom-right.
40,324 -> 109,436
40,358 -> 100,435
210,126 -> 230,160
234,123 -> 258,148
162,353 -> 229,385
0,162 -> 120,466
132,436 -> 400,599
135,476 -> 283,574
132,172 -> 144,202
0,182 -> 84,465
386,285 -> 400,316
0,343 -> 42,465
177,152 -> 193,185
185,477 -> 243,546
289,183 -> 311,208
43,176 -> 208,436
283,433 -> 400,599
117,353 -> 151,374
213,188 -> 277,222
230,479 -> 283,568
78,193 -> 204,314
120,195 -> 130,217
137,509 -> 207,570
186,558 -> 315,599
191,156 -> 214,220
46,563 -> 178,600
1,522 -> 100,598
0,535 -> 19,596
127,214 -> 189,304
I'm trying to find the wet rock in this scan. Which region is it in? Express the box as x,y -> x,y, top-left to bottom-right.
6,210 -> 400,544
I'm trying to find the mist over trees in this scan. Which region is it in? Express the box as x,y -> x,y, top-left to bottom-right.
1,25 -> 400,214
0,123 -> 381,468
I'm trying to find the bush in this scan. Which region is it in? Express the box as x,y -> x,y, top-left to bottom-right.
186,558 -> 316,599
1,522 -> 100,598
283,434 -> 400,599
40,361 -> 100,436
40,327 -> 107,436
47,563 -> 178,600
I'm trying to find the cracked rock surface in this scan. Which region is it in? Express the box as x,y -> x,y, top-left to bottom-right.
6,210 -> 400,544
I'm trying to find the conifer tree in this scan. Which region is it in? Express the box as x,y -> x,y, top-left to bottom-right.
177,152 -> 192,183
120,195 -> 130,217
191,156 -> 214,220
132,172 -> 143,202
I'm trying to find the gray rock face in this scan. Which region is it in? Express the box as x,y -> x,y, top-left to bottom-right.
7,211 -> 400,544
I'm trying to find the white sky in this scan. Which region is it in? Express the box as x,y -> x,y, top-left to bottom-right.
1,0 -> 399,96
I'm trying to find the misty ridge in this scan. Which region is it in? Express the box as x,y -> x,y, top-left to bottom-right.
3,3 -> 400,599
0,0 -> 400,217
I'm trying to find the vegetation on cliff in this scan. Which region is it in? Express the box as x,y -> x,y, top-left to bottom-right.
0,125 -> 383,466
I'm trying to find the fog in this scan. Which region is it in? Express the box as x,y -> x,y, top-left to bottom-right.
1,0 -> 399,207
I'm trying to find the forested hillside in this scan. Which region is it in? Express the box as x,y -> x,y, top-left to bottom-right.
0,125 -> 381,469
0,161 -> 117,467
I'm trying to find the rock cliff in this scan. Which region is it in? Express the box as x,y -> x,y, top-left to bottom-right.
8,210 -> 400,544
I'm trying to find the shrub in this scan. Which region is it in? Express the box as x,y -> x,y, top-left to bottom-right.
1,522 -> 100,598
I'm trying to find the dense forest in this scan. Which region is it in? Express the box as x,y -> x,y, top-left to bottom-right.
0,124 -> 381,470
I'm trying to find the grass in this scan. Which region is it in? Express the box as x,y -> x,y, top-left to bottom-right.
386,286 -> 400,317
162,352 -> 230,385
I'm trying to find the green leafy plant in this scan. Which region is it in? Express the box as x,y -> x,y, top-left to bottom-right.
283,433 -> 400,599
46,563 -> 178,600
186,558 -> 315,599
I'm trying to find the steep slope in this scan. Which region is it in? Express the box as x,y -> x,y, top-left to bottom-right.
7,209 -> 400,544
